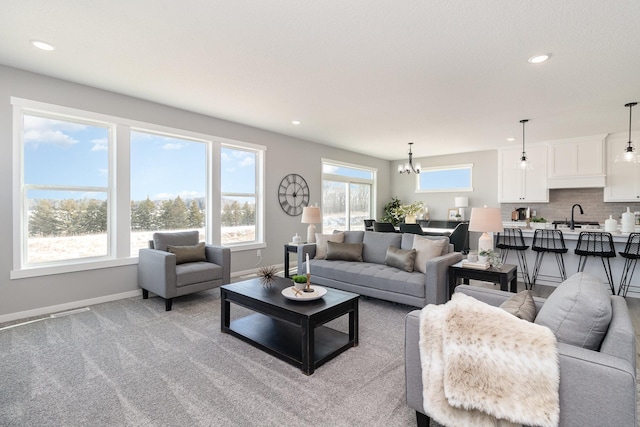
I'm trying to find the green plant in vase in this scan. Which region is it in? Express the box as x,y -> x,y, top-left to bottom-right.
291,274 -> 308,291
382,197 -> 402,225
479,249 -> 502,267
391,201 -> 424,224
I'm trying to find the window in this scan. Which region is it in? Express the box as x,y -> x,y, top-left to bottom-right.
321,160 -> 376,234
12,98 -> 265,278
21,113 -> 111,265
130,130 -> 208,255
221,145 -> 264,246
416,164 -> 473,193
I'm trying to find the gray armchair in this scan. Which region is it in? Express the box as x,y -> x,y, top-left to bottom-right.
405,284 -> 637,427
138,231 -> 230,311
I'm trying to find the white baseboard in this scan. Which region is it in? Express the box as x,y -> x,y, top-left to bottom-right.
0,289 -> 142,324
2,262 -> 300,324
231,262 -> 289,279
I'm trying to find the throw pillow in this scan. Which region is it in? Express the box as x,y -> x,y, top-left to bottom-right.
534,272 -> 612,351
362,232 -> 402,264
499,290 -> 536,322
166,242 -> 206,264
412,235 -> 447,274
314,232 -> 345,259
385,246 -> 417,272
326,241 -> 364,262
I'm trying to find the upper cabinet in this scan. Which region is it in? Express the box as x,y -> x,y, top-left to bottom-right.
498,144 -> 548,203
604,132 -> 640,201
547,135 -> 606,188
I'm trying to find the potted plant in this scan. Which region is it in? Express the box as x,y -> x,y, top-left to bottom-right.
479,249 -> 502,267
391,201 -> 424,224
531,217 -> 547,229
291,274 -> 308,290
382,197 -> 403,226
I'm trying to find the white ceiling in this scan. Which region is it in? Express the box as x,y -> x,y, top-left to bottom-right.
1,1 -> 639,161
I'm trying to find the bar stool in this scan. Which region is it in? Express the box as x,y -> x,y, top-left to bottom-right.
618,232 -> 640,297
531,229 -> 568,287
495,227 -> 531,289
574,231 -> 616,294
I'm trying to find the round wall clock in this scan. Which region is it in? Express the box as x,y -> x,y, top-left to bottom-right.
278,173 -> 310,216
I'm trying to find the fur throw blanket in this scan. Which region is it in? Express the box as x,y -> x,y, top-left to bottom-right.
419,293 -> 559,427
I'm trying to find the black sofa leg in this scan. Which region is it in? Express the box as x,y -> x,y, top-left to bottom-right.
142,289 -> 149,299
165,298 -> 173,311
416,411 -> 430,427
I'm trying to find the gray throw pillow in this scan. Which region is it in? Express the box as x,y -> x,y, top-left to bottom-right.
385,246 -> 417,272
325,241 -> 364,262
314,232 -> 345,259
499,290 -> 536,322
534,272 -> 612,350
166,242 -> 206,264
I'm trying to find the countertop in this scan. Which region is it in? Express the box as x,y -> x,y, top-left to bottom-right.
502,221 -> 640,243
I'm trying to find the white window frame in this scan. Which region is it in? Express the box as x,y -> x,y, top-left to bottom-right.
219,140 -> 266,250
415,163 -> 473,193
321,159 -> 377,231
11,97 -> 265,279
129,126 -> 212,253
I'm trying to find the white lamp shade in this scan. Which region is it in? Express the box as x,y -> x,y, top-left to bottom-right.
301,206 -> 321,224
454,197 -> 469,208
468,207 -> 503,233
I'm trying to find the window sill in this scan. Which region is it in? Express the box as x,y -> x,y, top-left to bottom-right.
11,257 -> 138,280
11,243 -> 266,280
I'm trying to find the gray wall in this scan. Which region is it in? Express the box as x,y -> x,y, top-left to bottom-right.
389,149 -> 499,219
0,65 -> 392,320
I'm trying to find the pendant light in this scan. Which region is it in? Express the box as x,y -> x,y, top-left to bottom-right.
517,119 -> 533,170
398,142 -> 421,174
615,102 -> 638,163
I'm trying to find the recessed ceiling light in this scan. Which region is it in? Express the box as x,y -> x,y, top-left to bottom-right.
30,40 -> 55,51
528,54 -> 550,64
506,137 -> 516,142
291,120 -> 301,125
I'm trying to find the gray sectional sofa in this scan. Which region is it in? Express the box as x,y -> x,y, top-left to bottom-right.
405,274 -> 637,426
297,230 -> 463,307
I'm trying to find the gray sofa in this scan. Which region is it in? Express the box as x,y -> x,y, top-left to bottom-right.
405,275 -> 637,427
297,231 -> 463,307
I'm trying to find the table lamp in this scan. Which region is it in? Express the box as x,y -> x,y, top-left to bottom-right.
301,206 -> 321,243
468,207 -> 503,252
454,196 -> 469,221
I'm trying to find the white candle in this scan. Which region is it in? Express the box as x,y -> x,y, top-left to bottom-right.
306,253 -> 310,274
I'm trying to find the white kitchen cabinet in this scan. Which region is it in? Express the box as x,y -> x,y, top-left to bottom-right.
547,135 -> 606,188
604,132 -> 640,201
498,144 -> 548,202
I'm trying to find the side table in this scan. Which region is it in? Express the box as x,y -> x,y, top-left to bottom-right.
283,243 -> 302,278
448,261 -> 518,299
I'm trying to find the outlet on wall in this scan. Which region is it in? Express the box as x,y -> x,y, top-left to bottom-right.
256,249 -> 261,257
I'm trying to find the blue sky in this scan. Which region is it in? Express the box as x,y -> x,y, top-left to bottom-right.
24,115 -> 256,201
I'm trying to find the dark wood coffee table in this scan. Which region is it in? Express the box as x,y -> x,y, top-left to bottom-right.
448,261 -> 518,299
221,276 -> 359,375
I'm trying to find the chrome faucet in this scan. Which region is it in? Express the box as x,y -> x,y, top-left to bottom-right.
570,203 -> 584,230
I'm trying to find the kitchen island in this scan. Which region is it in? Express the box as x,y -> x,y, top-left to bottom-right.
496,222 -> 640,297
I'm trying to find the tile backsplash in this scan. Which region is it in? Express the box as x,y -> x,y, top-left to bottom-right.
500,188 -> 640,224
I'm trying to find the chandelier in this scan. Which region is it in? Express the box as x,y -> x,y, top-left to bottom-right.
398,142 -> 421,174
